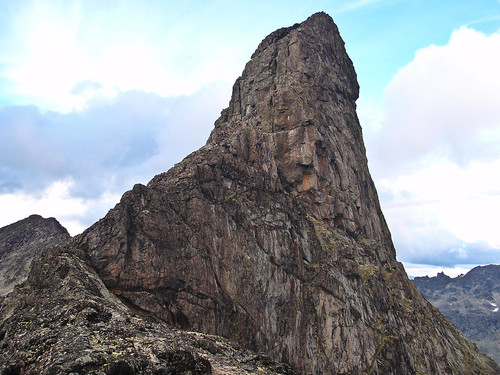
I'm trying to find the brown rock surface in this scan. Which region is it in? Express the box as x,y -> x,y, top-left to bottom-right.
0,12 -> 498,374
0,243 -> 296,374
0,214 -> 70,296
73,13 -> 497,373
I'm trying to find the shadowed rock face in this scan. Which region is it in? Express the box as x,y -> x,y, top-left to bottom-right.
0,12 -> 498,374
0,214 -> 70,296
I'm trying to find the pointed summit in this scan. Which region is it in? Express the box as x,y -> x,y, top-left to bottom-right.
0,215 -> 70,296
209,11 -> 358,137
1,13 -> 498,375
74,13 -> 496,373
208,11 -> 390,245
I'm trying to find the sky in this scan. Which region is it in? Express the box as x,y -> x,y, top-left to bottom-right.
0,0 -> 499,278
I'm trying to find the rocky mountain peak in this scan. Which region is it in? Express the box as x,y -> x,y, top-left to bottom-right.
1,12 -> 498,375
74,13 -> 496,373
0,214 -> 70,296
207,12 -> 389,245
209,12 -> 358,133
414,265 -> 500,364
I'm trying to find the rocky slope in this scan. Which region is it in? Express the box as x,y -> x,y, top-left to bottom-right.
1,244 -> 296,374
1,12 -> 498,374
0,214 -> 71,296
413,265 -> 500,364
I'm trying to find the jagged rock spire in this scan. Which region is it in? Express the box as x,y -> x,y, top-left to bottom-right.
72,12 -> 496,373
208,12 -> 392,247
1,12 -> 498,375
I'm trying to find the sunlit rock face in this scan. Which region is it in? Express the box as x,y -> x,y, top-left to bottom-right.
1,12 -> 498,375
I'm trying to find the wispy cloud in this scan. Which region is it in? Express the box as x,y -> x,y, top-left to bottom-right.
465,14 -> 500,28
339,0 -> 384,12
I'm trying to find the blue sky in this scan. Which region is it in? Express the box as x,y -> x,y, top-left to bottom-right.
0,0 -> 499,277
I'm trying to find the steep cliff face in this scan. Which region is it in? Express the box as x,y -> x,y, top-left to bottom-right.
71,13 -> 497,374
414,265 -> 500,364
0,12 -> 498,374
0,214 -> 70,296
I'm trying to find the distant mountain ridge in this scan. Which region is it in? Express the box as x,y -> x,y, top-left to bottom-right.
0,214 -> 71,296
413,265 -> 500,364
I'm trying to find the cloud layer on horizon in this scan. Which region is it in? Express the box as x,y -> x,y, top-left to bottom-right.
0,83 -> 230,233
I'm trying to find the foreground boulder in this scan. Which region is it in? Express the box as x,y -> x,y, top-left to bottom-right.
1,12 -> 498,374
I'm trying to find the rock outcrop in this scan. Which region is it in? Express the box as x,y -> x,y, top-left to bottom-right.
414,265 -> 500,364
1,244 -> 296,374
0,214 -> 70,296
1,12 -> 498,374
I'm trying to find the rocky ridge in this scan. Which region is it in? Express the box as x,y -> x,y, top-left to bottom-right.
413,265 -> 500,364
0,214 -> 71,296
1,244 -> 296,374
1,12 -> 498,374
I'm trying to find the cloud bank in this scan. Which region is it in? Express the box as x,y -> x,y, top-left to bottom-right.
369,26 -> 500,174
0,83 -> 230,233
361,26 -> 500,273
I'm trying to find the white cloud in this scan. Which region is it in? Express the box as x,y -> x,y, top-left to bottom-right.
379,160 -> 500,248
0,180 -> 120,236
0,1 -> 243,112
368,27 -> 500,175
362,26 -> 500,267
4,83 -> 228,182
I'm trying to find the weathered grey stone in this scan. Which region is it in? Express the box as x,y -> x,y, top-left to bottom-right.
0,214 -> 70,296
0,244 -> 296,374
